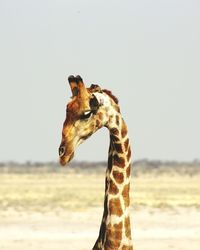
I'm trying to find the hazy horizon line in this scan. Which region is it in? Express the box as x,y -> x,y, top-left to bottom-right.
1,158 -> 200,165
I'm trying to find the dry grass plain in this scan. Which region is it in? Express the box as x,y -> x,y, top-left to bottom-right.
0,164 -> 200,250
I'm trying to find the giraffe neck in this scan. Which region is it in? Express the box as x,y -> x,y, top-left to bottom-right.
93,114 -> 133,250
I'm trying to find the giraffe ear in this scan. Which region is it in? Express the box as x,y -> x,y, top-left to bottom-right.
68,75 -> 78,97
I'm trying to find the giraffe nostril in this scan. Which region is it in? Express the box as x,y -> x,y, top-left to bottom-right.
59,146 -> 65,157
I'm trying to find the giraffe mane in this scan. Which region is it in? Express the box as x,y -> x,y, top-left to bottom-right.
102,89 -> 119,104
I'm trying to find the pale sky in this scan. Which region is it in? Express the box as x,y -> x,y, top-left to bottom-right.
0,0 -> 199,162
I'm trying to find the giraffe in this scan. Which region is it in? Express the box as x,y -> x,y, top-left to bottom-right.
59,75 -> 133,250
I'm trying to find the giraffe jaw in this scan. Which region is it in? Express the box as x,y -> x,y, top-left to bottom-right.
59,152 -> 74,166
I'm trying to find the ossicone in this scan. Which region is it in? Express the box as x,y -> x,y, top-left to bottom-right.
68,75 -> 88,98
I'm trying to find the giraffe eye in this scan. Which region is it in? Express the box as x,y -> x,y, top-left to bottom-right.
80,111 -> 93,120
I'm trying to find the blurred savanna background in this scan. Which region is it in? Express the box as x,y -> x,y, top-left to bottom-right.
0,0 -> 200,250
0,161 -> 200,250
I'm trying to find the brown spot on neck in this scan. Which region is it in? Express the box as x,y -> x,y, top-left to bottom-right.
126,164 -> 131,178
109,179 -> 119,195
127,147 -> 131,162
116,115 -> 120,126
114,143 -> 123,154
105,221 -> 123,249
124,216 -> 132,239
110,134 -> 119,143
110,128 -> 119,136
121,120 -> 128,138
113,154 -> 125,168
122,184 -> 130,208
124,138 -> 129,152
109,198 -> 123,216
112,170 -> 124,184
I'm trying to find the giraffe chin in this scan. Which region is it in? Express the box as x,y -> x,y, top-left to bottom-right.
59,152 -> 74,166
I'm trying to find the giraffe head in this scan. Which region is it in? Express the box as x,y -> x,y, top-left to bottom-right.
59,75 -> 119,166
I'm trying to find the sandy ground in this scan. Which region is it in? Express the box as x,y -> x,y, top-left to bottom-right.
0,207 -> 200,250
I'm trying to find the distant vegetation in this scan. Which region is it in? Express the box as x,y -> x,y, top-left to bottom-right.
0,159 -> 200,175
